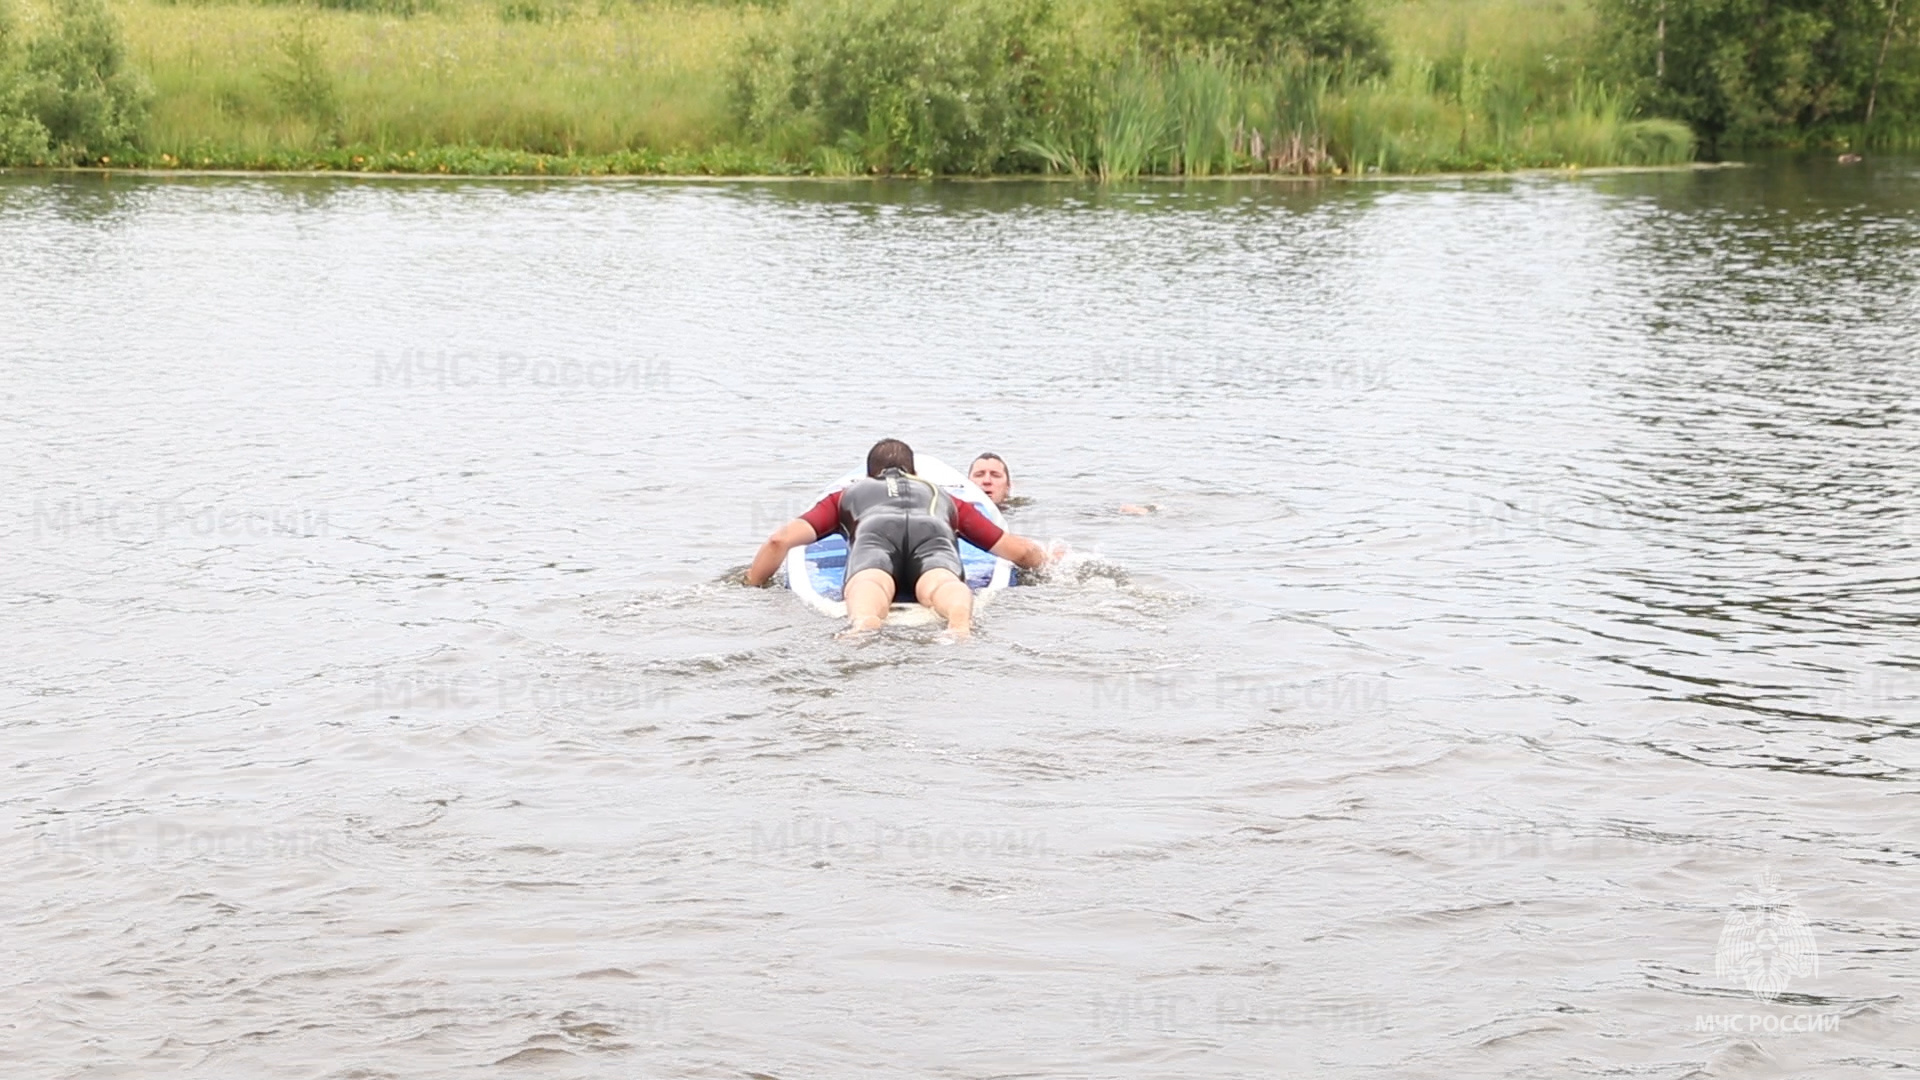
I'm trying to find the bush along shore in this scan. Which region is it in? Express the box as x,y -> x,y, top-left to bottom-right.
0,0 -> 1913,178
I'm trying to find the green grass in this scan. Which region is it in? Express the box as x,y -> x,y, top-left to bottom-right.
9,0 -> 1700,175
114,0 -> 759,161
1381,0 -> 1596,66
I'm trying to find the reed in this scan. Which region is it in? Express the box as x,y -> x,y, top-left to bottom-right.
1166,48 -> 1234,175
1097,58 -> 1169,180
1021,42 -> 1694,180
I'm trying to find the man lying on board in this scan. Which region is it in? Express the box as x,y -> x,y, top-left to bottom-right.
746,438 -> 1056,638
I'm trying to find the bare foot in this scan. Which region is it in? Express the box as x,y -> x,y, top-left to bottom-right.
836,616 -> 882,642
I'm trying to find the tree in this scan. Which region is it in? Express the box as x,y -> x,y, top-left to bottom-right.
1597,0 -> 1916,143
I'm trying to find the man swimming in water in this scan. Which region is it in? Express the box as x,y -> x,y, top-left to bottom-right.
746,439 -> 1056,637
970,452 -> 1154,516
968,453 -> 1012,507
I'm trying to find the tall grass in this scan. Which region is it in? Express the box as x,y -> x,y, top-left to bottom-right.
1098,59 -> 1169,179
1317,61 -> 1693,173
110,0 -> 759,160
1382,0 -> 1596,68
1025,49 -> 1693,180
1167,49 -> 1233,175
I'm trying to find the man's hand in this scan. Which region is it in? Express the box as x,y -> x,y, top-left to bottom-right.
746,519 -> 819,586
989,532 -> 1060,572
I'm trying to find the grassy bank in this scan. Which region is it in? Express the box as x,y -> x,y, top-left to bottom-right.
118,0 -> 777,170
1,0 -> 1696,176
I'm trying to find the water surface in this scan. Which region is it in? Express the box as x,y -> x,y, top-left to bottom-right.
3,159 -> 1917,1078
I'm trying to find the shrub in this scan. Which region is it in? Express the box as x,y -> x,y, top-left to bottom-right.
733,0 -> 1059,174
499,0 -> 575,23
265,18 -> 339,134
1126,0 -> 1388,74
1618,116 -> 1697,161
0,0 -> 150,162
258,0 -> 440,15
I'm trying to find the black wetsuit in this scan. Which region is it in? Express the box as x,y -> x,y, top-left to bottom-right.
838,468 -> 966,596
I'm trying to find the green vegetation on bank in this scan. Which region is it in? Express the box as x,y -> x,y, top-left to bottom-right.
0,0 -> 1910,175
1594,0 -> 1918,149
732,0 -> 1691,175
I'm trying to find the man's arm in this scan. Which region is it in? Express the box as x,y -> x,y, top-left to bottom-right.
987,531 -> 1058,572
745,519 -> 819,587
746,490 -> 841,587
953,499 -> 1060,573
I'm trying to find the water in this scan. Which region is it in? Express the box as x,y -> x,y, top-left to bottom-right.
3,159 -> 1916,1078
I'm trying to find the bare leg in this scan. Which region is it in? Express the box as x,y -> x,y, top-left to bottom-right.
914,568 -> 973,639
842,568 -> 896,635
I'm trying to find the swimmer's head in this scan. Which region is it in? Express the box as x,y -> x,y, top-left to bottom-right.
969,453 -> 1010,506
867,438 -> 915,477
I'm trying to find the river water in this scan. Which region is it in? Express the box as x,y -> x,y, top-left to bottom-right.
3,159 -> 1916,1078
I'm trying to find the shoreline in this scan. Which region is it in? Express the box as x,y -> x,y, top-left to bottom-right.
2,162 -> 1747,185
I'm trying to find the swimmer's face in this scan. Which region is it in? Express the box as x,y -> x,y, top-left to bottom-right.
969,457 -> 1010,505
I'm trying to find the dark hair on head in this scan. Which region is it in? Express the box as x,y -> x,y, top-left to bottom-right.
867,438 -> 915,477
971,452 -> 1010,483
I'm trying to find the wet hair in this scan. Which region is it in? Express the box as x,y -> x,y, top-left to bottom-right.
970,453 -> 1010,485
867,438 -> 915,477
